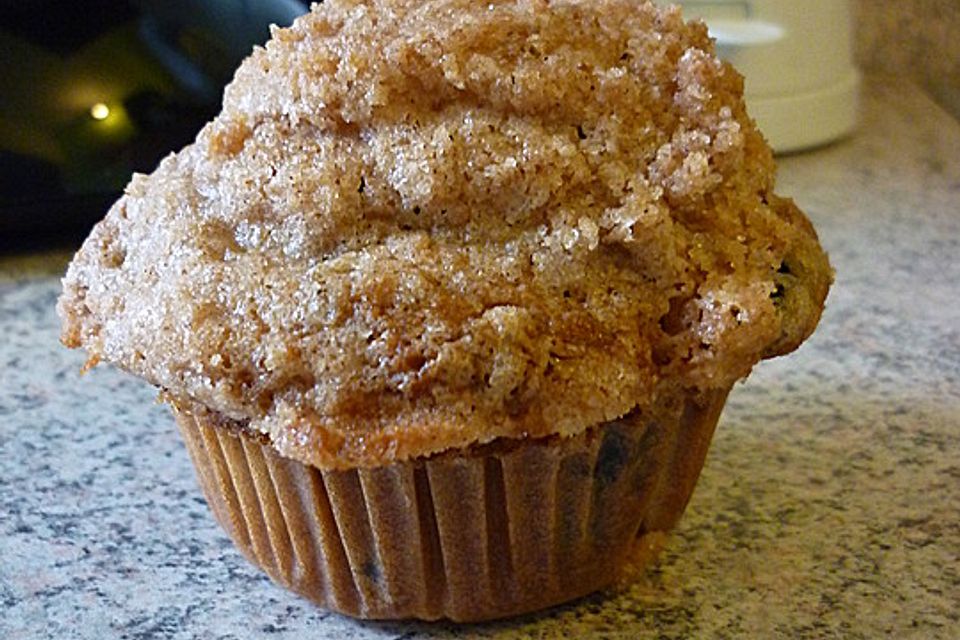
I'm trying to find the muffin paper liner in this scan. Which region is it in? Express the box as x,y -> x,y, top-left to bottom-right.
174,388 -> 729,622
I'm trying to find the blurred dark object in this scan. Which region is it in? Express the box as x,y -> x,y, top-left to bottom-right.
0,0 -> 308,253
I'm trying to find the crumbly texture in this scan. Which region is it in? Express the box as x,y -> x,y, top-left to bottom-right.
58,0 -> 831,469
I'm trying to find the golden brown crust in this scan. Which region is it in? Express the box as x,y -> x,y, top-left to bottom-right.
58,0 -> 831,469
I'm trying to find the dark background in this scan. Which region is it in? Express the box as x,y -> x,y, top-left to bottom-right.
0,0 -> 308,253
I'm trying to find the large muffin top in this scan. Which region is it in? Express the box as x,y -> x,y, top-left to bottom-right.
58,0 -> 831,469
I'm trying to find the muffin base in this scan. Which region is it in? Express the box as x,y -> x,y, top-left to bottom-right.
174,388 -> 729,622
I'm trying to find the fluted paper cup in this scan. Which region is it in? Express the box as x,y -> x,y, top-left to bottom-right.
173,388 -> 729,622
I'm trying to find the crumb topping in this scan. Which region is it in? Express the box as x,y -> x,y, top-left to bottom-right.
59,0 -> 831,469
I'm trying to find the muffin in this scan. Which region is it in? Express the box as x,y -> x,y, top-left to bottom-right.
58,0 -> 832,622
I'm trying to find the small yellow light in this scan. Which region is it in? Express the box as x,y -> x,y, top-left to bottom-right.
90,102 -> 110,121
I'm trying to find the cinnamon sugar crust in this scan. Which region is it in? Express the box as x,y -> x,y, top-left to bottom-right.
58,0 -> 831,469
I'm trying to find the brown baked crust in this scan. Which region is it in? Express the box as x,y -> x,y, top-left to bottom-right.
58,0 -> 831,469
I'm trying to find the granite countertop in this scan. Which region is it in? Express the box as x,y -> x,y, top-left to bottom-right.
2,80 -> 958,639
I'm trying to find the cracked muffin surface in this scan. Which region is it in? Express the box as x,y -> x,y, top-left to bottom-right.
58,0 -> 831,469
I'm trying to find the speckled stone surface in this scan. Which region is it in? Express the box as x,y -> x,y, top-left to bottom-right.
2,80 -> 958,639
